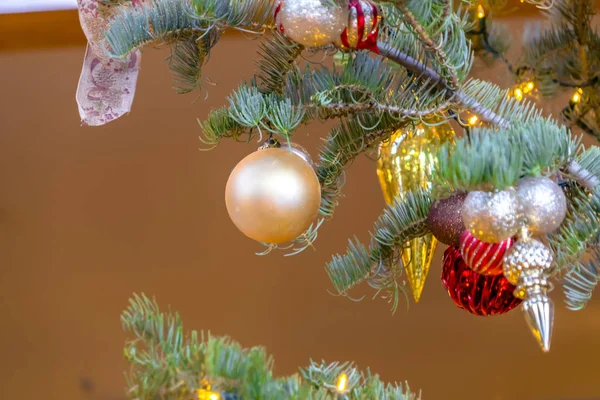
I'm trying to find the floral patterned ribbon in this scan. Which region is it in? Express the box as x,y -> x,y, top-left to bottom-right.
76,0 -> 145,126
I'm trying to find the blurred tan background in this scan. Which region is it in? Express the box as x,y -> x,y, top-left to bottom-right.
1,5 -> 599,400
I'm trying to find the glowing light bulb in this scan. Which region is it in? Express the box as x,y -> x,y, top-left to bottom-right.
198,389 -> 220,400
468,115 -> 479,126
337,373 -> 348,392
571,88 -> 582,103
513,88 -> 523,101
523,82 -> 534,93
477,4 -> 485,18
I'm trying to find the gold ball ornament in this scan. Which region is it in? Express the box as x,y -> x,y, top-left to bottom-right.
225,147 -> 321,244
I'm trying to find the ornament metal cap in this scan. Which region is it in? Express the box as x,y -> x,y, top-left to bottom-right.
522,289 -> 554,352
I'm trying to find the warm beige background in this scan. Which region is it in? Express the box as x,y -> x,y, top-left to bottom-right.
1,12 -> 600,400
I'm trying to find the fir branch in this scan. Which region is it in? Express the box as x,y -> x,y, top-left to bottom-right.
105,0 -> 202,58
396,3 -> 460,88
563,253 -> 600,311
192,0 -> 276,32
326,189 -> 433,308
377,42 -> 509,127
548,183 -> 600,269
256,32 -> 304,94
122,294 -> 420,399
168,29 -> 221,94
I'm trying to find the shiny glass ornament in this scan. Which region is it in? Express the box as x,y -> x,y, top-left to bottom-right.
462,189 -> 522,243
225,147 -> 321,244
441,246 -> 522,316
426,192 -> 466,246
336,0 -> 381,52
502,235 -> 555,352
274,0 -> 348,47
516,176 -> 567,235
502,236 -> 553,289
460,230 -> 513,276
377,119 -> 455,302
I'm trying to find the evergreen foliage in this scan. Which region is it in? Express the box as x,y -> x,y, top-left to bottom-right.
123,294 -> 420,399
96,0 -> 600,350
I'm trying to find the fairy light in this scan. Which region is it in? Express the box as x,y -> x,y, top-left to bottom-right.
336,373 -> 348,393
198,388 -> 221,400
571,88 -> 583,103
523,81 -> 535,94
513,88 -> 524,101
468,115 -> 479,126
477,4 -> 485,18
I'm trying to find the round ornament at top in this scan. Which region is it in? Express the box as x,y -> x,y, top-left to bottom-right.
516,176 -> 567,235
225,147 -> 321,244
426,192 -> 467,246
462,189 -> 522,243
274,0 -> 348,47
441,246 -> 522,316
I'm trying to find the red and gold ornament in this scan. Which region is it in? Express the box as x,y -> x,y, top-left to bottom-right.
441,246 -> 522,316
459,230 -> 513,276
274,0 -> 381,52
336,0 -> 381,53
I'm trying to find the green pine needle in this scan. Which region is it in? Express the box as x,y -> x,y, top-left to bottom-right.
122,294 -> 420,399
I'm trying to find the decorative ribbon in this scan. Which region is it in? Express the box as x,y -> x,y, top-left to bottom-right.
76,0 -> 146,126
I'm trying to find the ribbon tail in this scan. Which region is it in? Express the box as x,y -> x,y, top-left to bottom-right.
76,44 -> 141,126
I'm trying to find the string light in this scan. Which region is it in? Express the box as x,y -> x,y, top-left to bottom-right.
523,81 -> 535,94
468,115 -> 479,126
336,373 -> 348,393
571,88 -> 583,103
198,388 -> 221,400
477,4 -> 485,19
513,88 -> 524,101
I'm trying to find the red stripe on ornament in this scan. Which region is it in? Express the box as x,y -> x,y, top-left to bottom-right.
340,0 -> 380,53
460,230 -> 513,276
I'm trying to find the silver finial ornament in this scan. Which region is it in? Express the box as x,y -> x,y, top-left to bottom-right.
503,234 -> 555,352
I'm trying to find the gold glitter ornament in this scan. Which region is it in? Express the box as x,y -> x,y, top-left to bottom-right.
225,147 -> 321,244
503,232 -> 554,352
274,0 -> 348,47
377,119 -> 455,302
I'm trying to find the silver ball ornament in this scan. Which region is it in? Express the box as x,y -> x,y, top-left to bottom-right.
275,0 -> 348,47
462,189 -> 522,243
516,177 -> 567,235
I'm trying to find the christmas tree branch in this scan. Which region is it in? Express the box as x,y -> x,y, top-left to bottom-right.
123,293 -> 420,399
326,189 -> 433,310
376,42 -> 509,127
396,3 -> 460,88
564,160 -> 600,190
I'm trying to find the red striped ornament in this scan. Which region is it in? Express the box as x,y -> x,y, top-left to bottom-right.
337,0 -> 381,52
459,230 -> 513,276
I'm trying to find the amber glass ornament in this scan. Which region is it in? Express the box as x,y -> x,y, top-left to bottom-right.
377,119 -> 454,302
225,147 -> 321,244
441,246 -> 522,316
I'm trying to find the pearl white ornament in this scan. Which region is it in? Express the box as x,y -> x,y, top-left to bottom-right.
275,0 -> 348,47
516,177 -> 567,235
462,189 -> 522,243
